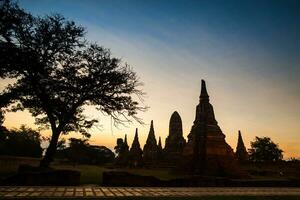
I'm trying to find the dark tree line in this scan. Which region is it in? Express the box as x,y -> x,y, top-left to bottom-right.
249,136 -> 283,162
0,0 -> 146,167
56,138 -> 115,165
0,125 -> 43,158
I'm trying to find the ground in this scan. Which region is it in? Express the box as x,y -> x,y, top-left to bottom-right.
0,186 -> 299,199
0,156 -> 299,185
51,164 -> 182,185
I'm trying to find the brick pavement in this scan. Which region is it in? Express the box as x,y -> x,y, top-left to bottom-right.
0,187 -> 299,198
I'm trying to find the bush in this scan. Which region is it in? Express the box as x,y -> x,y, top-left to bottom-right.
0,125 -> 43,158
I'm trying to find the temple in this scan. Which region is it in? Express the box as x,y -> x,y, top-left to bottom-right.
235,130 -> 249,162
128,128 -> 143,167
143,120 -> 160,164
183,80 -> 247,177
157,136 -> 163,160
163,111 -> 186,165
123,134 -> 129,152
113,80 -> 248,177
164,111 -> 186,153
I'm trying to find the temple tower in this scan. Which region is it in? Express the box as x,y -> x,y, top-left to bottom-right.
158,136 -> 163,152
235,130 -> 249,162
183,80 -> 247,178
164,111 -> 186,153
143,120 -> 159,162
124,134 -> 129,151
157,136 -> 163,160
128,128 -> 143,167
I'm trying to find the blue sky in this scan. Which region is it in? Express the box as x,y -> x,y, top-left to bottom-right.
3,0 -> 300,157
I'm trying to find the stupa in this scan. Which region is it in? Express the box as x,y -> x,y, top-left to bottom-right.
164,111 -> 186,153
143,120 -> 159,163
128,128 -> 143,167
235,130 -> 249,162
183,80 -> 247,177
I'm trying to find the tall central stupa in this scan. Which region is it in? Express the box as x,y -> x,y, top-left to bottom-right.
183,80 -> 247,177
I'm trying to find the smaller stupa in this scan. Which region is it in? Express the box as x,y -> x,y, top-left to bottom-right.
164,111 -> 186,153
128,128 -> 143,167
157,136 -> 163,160
143,120 -> 160,163
235,130 -> 249,162
124,134 -> 129,151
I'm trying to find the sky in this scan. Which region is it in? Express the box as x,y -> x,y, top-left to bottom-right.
2,0 -> 300,158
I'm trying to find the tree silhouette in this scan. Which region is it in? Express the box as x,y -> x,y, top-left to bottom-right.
0,0 -> 146,167
0,109 -> 4,126
248,136 -> 283,162
0,125 -> 43,158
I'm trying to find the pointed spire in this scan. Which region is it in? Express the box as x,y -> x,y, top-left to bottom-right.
135,128 -> 138,138
124,134 -> 129,150
131,128 -> 141,150
237,130 -> 245,147
124,134 -> 128,145
158,136 -> 162,149
150,120 -> 154,134
129,128 -> 143,167
200,79 -> 209,101
236,130 -> 249,162
146,120 -> 156,144
143,121 -> 159,161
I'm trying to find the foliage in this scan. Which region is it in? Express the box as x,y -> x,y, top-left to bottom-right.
286,157 -> 300,163
56,138 -> 115,165
114,138 -> 128,156
114,137 -> 130,166
0,0 -> 146,167
0,125 -> 43,157
248,137 -> 283,162
0,109 -> 4,125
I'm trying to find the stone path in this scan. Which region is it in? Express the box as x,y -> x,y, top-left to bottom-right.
0,187 -> 299,198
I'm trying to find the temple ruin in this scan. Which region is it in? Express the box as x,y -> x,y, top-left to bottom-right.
182,80 -> 247,177
114,80 -> 248,177
143,120 -> 160,164
235,130 -> 249,162
128,128 -> 143,167
163,111 -> 186,165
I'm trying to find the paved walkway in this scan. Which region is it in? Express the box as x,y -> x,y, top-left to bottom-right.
0,187 -> 299,198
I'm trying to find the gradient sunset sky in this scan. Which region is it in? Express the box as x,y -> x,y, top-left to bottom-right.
1,0 -> 300,158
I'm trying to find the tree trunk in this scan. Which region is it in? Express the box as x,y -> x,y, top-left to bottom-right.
40,130 -> 60,168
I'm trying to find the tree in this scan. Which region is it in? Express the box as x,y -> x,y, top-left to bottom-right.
0,0 -> 146,167
0,109 -> 4,126
114,137 -> 128,157
248,136 -> 283,162
58,137 -> 115,165
0,125 -> 43,157
67,138 -> 90,164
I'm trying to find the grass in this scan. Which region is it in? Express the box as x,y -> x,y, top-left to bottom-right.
1,157 -> 299,185
52,164 -> 105,185
51,164 -> 180,185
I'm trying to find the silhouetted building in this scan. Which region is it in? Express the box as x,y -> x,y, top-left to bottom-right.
157,136 -> 163,160
128,128 -> 143,167
124,134 -> 129,151
164,111 -> 186,153
113,80 -> 248,177
162,111 -> 186,166
183,80 -> 247,177
143,120 -> 160,163
235,130 -> 249,162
